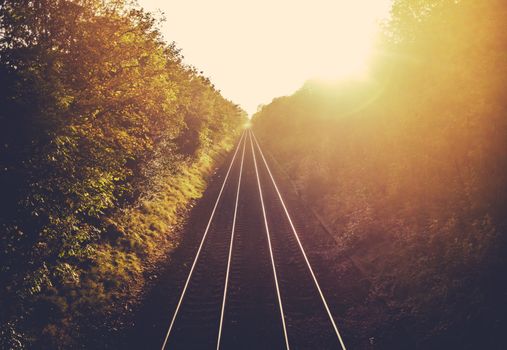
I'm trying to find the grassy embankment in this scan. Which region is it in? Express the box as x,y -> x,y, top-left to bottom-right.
40,136 -> 238,347
0,0 -> 245,347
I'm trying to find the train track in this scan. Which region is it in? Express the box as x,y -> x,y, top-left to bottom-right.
160,129 -> 347,349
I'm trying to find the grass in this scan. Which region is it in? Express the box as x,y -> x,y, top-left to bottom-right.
27,135 -> 237,348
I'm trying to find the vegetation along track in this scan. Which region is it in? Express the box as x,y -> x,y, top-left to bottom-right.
158,129 -> 348,349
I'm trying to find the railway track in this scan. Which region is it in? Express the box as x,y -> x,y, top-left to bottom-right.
160,129 -> 347,349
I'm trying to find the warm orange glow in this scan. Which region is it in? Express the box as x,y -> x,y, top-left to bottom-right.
139,0 -> 392,114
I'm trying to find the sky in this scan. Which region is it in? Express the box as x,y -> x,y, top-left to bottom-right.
138,0 -> 393,115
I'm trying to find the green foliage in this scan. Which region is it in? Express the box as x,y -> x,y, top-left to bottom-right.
0,0 -> 245,347
253,0 -> 507,347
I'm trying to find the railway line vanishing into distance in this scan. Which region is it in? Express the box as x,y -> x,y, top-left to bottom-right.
143,128 -> 348,349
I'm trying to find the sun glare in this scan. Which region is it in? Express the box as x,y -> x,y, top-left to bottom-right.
139,0 -> 392,114
301,1 -> 389,81
311,42 -> 373,82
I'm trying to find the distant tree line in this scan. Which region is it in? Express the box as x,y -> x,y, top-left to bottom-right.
253,0 -> 507,347
0,0 -> 244,347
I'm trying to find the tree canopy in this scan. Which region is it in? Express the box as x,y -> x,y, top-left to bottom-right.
253,0 -> 507,347
0,0 -> 245,347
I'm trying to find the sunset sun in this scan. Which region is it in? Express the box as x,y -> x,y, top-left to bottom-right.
139,0 -> 392,113
300,1 -> 390,81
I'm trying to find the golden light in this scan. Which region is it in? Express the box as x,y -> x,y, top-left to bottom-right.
139,0 -> 393,114
296,0 -> 390,81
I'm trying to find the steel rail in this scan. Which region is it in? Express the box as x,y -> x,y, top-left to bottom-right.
161,130 -> 246,350
251,130 -> 347,350
249,129 -> 291,350
215,128 -> 247,349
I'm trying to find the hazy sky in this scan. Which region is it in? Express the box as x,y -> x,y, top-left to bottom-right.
138,0 -> 392,115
